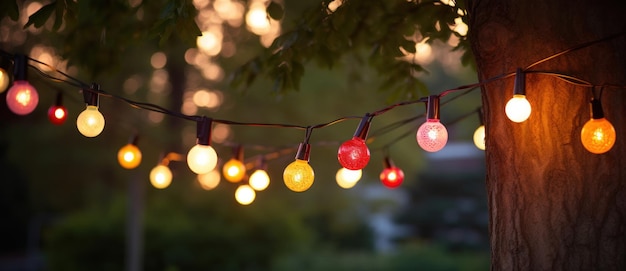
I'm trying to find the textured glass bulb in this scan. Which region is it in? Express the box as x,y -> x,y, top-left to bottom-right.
150,165 -> 172,189
187,144 -> 218,174
0,68 -> 10,93
505,94 -> 531,123
198,169 -> 220,190
76,105 -> 105,137
235,185 -> 256,205
222,158 -> 246,183
249,169 -> 270,191
117,144 -> 142,169
473,125 -> 486,150
337,136 -> 371,170
581,118 -> 616,154
283,159 -> 314,192
380,166 -> 404,189
336,168 -> 362,189
416,119 -> 448,152
6,80 -> 39,115
48,105 -> 68,125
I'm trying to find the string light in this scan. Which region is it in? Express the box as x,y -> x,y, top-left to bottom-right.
337,114 -> 372,170
249,157 -> 270,191
198,169 -> 221,190
187,117 -> 219,174
416,95 -> 448,152
335,167 -> 362,189
581,95 -> 615,154
235,184 -> 256,205
473,107 -> 486,150
150,164 -> 173,189
505,68 -> 532,123
379,156 -> 404,189
47,92 -> 68,125
0,56 -> 10,93
222,145 -> 246,183
6,54 -> 39,115
284,133 -> 315,192
117,135 -> 142,169
76,84 -> 105,137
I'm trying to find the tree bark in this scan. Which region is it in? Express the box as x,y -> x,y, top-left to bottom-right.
467,0 -> 626,270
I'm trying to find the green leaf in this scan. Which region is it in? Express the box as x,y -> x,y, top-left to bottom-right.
0,0 -> 19,21
24,2 -> 56,29
267,1 -> 284,20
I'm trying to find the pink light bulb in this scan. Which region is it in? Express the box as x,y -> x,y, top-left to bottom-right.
337,136 -> 371,170
6,80 -> 39,115
416,119 -> 448,152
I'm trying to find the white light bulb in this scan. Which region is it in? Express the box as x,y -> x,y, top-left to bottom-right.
249,169 -> 270,191
76,105 -> 105,137
235,185 -> 256,205
150,165 -> 172,189
505,94 -> 531,123
473,125 -> 486,150
336,168 -> 362,189
187,144 -> 218,174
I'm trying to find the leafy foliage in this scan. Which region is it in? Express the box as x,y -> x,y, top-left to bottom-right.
231,0 -> 471,99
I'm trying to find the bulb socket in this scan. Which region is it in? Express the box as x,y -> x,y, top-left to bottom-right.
513,68 -> 526,96
83,83 -> 100,107
13,54 -> 27,81
196,117 -> 213,146
383,156 -> 395,169
590,98 -> 605,119
426,95 -> 440,120
295,143 -> 311,161
353,113 -> 373,139
477,107 -> 484,125
55,91 -> 64,106
129,134 -> 140,146
233,145 -> 244,161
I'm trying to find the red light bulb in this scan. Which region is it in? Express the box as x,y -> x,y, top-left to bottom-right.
380,166 -> 404,189
338,136 -> 370,170
48,105 -> 68,125
6,80 -> 39,115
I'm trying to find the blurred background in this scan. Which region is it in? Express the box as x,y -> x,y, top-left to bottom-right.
0,0 -> 488,270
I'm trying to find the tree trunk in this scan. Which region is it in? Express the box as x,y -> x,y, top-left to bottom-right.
467,0 -> 626,270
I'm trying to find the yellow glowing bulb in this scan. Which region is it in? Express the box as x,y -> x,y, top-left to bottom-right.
187,144 -> 218,174
336,168 -> 362,189
76,105 -> 105,137
473,125 -> 486,150
117,144 -> 142,169
235,184 -> 256,205
150,165 -> 172,189
222,158 -> 246,183
283,159 -> 314,192
505,94 -> 531,123
581,118 -> 616,154
0,68 -> 9,93
198,169 -> 220,190
249,169 -> 270,191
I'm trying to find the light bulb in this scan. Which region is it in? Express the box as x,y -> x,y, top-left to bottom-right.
117,143 -> 142,169
6,80 -> 39,115
473,125 -> 486,150
249,169 -> 270,191
505,94 -> 531,123
283,159 -> 314,192
235,184 -> 256,205
336,168 -> 362,189
187,144 -> 218,174
76,105 -> 105,137
338,136 -> 371,170
150,165 -> 172,189
416,119 -> 448,152
222,158 -> 246,183
198,169 -> 220,190
380,166 -> 404,189
581,118 -> 615,154
0,67 -> 9,93
48,105 -> 68,125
